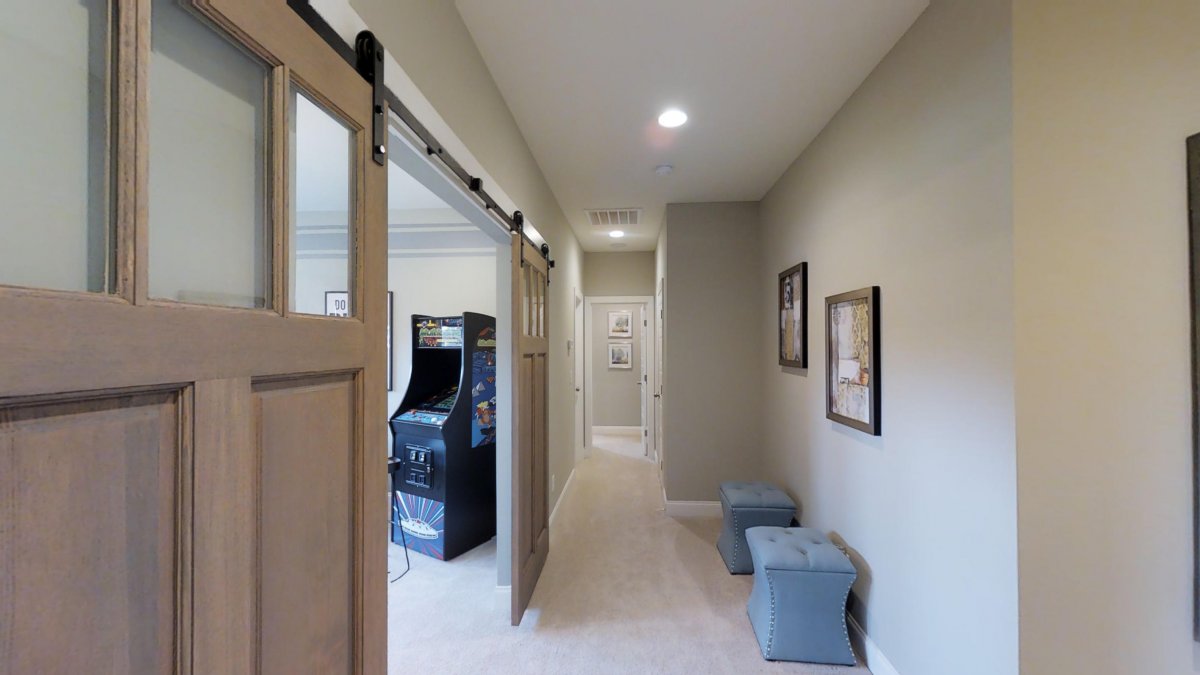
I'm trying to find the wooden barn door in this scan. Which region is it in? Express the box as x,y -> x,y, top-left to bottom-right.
511,234 -> 551,625
0,1 -> 386,673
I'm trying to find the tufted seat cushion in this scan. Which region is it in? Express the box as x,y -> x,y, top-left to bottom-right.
744,526 -> 857,665
745,527 -> 856,574
719,481 -> 795,510
716,482 -> 796,574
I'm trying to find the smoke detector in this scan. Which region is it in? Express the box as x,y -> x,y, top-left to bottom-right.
586,208 -> 642,228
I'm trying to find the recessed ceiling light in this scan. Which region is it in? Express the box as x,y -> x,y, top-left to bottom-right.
609,230 -> 625,238
655,164 -> 674,176
658,109 -> 687,128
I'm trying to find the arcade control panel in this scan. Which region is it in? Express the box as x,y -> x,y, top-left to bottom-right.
395,410 -> 447,427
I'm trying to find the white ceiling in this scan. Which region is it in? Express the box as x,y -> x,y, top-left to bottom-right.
455,0 -> 928,252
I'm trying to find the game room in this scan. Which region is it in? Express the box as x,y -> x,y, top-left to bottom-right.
292,96 -> 525,650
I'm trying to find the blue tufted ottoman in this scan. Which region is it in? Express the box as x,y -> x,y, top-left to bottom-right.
744,527 -> 857,665
717,481 -> 796,574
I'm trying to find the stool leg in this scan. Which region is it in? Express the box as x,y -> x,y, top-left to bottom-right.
390,489 -> 411,583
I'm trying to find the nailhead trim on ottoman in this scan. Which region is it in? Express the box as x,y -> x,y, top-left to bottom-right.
744,526 -> 857,666
716,481 -> 795,575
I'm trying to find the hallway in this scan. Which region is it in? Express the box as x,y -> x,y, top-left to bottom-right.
592,428 -> 648,461
387,448 -> 867,674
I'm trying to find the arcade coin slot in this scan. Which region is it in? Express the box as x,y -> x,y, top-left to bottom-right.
404,444 -> 433,488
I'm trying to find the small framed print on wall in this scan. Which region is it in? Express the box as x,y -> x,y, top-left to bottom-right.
325,291 -> 350,317
826,286 -> 880,436
608,310 -> 633,338
779,262 -> 807,368
608,342 -> 633,369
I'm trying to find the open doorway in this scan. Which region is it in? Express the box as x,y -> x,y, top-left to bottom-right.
371,114 -> 515,653
584,295 -> 656,462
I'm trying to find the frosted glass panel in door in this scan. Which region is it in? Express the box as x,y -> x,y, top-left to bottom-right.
290,89 -> 355,316
148,0 -> 270,308
0,1 -> 113,293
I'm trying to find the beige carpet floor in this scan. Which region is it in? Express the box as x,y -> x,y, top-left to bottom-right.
387,448 -> 869,674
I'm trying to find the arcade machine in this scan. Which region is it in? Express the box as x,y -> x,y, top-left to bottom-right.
389,312 -> 497,560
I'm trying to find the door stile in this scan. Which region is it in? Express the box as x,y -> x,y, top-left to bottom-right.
175,384 -> 195,675
114,0 -> 148,303
510,234 -> 525,625
271,64 -> 289,317
358,114 -> 388,675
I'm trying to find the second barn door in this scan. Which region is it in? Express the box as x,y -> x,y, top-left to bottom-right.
511,233 -> 551,625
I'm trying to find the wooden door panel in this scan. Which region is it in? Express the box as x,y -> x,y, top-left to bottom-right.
531,353 -> 547,533
0,389 -> 182,674
256,373 -> 357,675
511,238 -> 550,624
516,356 -> 531,559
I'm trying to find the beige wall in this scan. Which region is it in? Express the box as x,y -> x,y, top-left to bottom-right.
583,252 -> 655,296
589,303 -> 643,427
1014,1 -> 1200,672
758,1 -> 1016,673
661,202 -> 764,501
351,0 -> 584,585
386,254 -> 498,419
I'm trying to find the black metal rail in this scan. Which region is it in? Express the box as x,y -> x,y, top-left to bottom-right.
286,0 -> 535,244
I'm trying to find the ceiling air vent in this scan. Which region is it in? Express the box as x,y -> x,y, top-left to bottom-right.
586,208 -> 642,228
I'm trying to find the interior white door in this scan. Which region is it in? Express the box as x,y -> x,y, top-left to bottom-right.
656,279 -> 665,472
640,305 -> 649,457
574,289 -> 584,460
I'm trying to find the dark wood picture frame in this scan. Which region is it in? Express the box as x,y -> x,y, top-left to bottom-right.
1186,133 -> 1200,641
779,262 -> 808,368
825,286 -> 881,436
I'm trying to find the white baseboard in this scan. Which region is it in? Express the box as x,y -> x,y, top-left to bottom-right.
494,584 -> 512,620
847,613 -> 901,675
593,425 -> 642,435
660,487 -> 722,517
549,468 -> 577,528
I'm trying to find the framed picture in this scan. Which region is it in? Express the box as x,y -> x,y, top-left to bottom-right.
608,310 -> 633,338
779,262 -> 807,368
325,291 -> 349,317
608,342 -> 633,369
326,291 -> 395,391
826,287 -> 880,435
